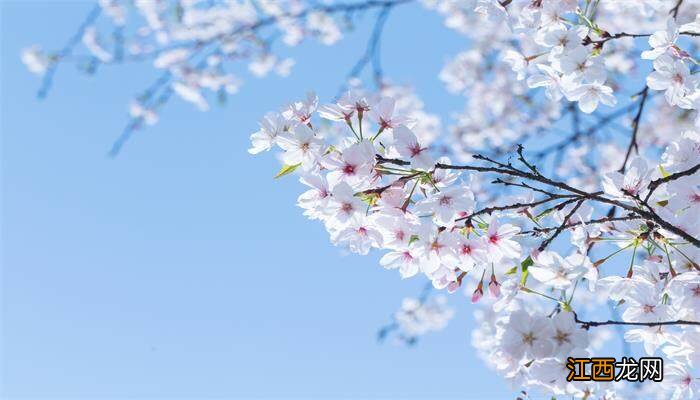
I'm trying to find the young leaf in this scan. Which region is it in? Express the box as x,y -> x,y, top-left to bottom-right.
274,163 -> 301,179
519,256 -> 534,286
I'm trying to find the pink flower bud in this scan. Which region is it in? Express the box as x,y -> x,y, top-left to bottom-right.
530,248 -> 541,261
471,286 -> 484,303
488,279 -> 501,298
447,281 -> 460,293
646,255 -> 663,263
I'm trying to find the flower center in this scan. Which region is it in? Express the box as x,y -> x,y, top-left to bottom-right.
691,285 -> 700,297
410,144 -> 422,157
554,330 -> 570,345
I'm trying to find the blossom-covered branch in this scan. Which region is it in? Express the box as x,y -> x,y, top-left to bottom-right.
24,1 -> 700,398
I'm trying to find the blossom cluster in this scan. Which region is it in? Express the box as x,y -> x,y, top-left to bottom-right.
22,0 -> 700,398
20,0 -> 392,154
428,0 -> 700,183
379,294 -> 454,344
250,88 -> 700,398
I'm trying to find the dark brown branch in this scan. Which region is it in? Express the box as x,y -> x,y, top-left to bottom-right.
377,151 -> 700,247
456,195 -> 568,222
670,0 -> 684,18
619,87 -> 648,173
645,163 -> 700,202
538,200 -> 584,251
574,314 -> 700,329
521,215 -> 641,235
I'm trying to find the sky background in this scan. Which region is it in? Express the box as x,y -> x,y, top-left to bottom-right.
1,1 -> 514,399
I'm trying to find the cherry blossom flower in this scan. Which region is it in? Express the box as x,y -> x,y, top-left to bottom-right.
332,214 -> 383,255
501,309 -> 554,360
549,312 -> 589,356
248,112 -> 288,154
368,97 -> 410,131
392,125 -> 434,171
20,45 -> 49,74
328,181 -> 363,224
529,251 -> 588,289
647,55 -> 698,108
641,19 -> 680,60
621,281 -> 670,323
323,140 -> 375,187
602,157 -> 653,201
414,185 -> 475,228
567,82 -> 617,114
483,221 -> 521,262
380,248 -> 421,279
276,123 -> 323,170
297,173 -> 331,220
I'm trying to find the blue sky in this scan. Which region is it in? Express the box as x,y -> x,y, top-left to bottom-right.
1,1 -> 513,398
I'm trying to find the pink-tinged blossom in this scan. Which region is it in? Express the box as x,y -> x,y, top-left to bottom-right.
621,281 -> 670,323
567,82 -> 617,114
602,157 -> 653,201
483,221 -> 521,262
529,251 -> 588,289
549,312 -> 589,356
501,309 -> 554,360
323,140 -> 375,188
647,55 -> 697,108
328,181 -> 363,224
297,173 -> 331,220
415,186 -> 475,228
332,215 -> 383,255
456,237 -> 487,272
368,97 -> 410,131
318,103 -> 354,122
392,125 -> 434,170
283,92 -> 318,124
641,19 -> 680,60
380,248 -> 421,279
276,123 -> 323,171
248,112 -> 288,154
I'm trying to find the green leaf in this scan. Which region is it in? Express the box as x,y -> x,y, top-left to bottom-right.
358,192 -> 380,207
519,256 -> 534,286
535,206 -> 557,221
659,165 -> 670,178
505,266 -> 518,276
323,145 -> 337,156
274,163 -> 301,179
408,235 -> 420,246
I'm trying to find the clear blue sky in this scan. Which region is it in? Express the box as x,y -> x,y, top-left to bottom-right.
1,1 -> 512,398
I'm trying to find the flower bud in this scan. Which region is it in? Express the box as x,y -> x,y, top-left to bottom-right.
471,286 -> 484,303
488,276 -> 501,298
447,281 -> 460,293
